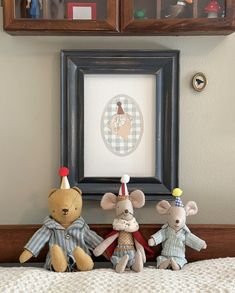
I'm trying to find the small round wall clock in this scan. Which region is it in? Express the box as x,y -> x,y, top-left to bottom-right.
192,72 -> 208,92
101,94 -> 144,156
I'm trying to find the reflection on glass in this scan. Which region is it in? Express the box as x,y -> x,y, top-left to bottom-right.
15,0 -> 107,20
133,0 -> 225,19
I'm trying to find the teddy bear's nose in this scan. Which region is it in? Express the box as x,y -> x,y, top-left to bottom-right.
124,209 -> 128,214
175,219 -> 179,224
62,209 -> 69,213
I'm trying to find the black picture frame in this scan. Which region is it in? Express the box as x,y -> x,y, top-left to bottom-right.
61,50 -> 179,200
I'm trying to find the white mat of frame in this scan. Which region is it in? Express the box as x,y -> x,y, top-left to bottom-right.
0,258 -> 235,293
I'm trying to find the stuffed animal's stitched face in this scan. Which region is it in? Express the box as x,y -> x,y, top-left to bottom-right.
116,199 -> 134,221
167,207 -> 186,231
48,188 -> 82,226
157,200 -> 199,231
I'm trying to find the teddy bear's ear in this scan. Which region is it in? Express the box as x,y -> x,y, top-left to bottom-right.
129,190 -> 145,208
101,193 -> 117,210
184,201 -> 198,216
72,187 -> 82,195
156,200 -> 171,214
48,188 -> 57,197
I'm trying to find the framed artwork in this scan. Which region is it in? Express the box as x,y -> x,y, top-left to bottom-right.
61,50 -> 179,200
67,2 -> 96,20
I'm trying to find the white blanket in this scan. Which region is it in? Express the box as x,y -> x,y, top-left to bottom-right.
0,258 -> 234,293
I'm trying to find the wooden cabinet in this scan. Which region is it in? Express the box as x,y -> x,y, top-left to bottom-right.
3,0 -> 118,35
121,0 -> 235,35
2,0 -> 235,35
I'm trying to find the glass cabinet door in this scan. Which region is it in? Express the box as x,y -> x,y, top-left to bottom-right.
132,0 -> 225,20
4,0 -> 118,34
14,0 -> 110,21
3,0 -> 235,34
121,0 -> 234,35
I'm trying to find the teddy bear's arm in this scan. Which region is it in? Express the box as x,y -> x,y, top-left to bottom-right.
185,232 -> 206,251
23,225 -> 51,258
83,223 -> 104,251
149,228 -> 167,247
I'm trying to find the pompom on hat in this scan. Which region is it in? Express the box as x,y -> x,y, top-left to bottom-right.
118,174 -> 130,201
172,188 -> 184,207
59,167 -> 70,189
117,101 -> 125,115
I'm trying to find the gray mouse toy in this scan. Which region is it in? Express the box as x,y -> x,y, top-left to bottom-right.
148,188 -> 207,270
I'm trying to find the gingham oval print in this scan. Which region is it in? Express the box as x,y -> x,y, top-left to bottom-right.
101,94 -> 143,156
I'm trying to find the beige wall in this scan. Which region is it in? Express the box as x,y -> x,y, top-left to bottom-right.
0,9 -> 235,225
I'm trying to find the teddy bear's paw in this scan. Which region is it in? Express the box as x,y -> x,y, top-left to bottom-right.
19,250 -> 33,263
50,244 -> 68,272
73,246 -> 94,271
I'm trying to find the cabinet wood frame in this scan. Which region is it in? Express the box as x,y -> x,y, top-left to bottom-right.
3,0 -> 119,35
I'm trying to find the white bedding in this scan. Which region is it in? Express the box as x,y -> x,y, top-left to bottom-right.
0,258 -> 234,293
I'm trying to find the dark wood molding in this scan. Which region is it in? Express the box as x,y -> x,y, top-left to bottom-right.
61,50 -> 179,200
0,224 -> 234,263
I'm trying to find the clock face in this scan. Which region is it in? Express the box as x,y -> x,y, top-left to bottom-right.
192,73 -> 207,92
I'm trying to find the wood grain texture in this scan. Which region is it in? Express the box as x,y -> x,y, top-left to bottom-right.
0,224 -> 234,263
3,0 -> 119,33
2,0 -> 235,35
120,0 -> 235,35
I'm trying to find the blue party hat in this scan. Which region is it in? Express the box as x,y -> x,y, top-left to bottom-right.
172,188 -> 184,207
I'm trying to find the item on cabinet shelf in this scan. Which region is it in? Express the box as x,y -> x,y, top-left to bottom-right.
67,2 -> 97,20
204,0 -> 222,18
134,9 -> 148,19
165,0 -> 193,18
93,175 -> 154,273
42,0 -> 64,19
26,0 -> 43,19
148,188 -> 207,270
19,167 -> 103,272
192,72 -> 208,92
21,0 -> 30,18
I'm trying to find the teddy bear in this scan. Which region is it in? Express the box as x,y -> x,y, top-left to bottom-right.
19,167 -> 103,272
148,188 -> 207,270
93,175 -> 154,273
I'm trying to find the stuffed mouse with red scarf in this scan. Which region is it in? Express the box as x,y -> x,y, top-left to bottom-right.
93,175 -> 154,273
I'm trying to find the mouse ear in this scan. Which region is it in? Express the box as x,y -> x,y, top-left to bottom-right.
101,193 -> 117,210
185,201 -> 198,216
48,188 -> 57,197
129,190 -> 145,208
156,200 -> 171,214
72,187 -> 82,195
